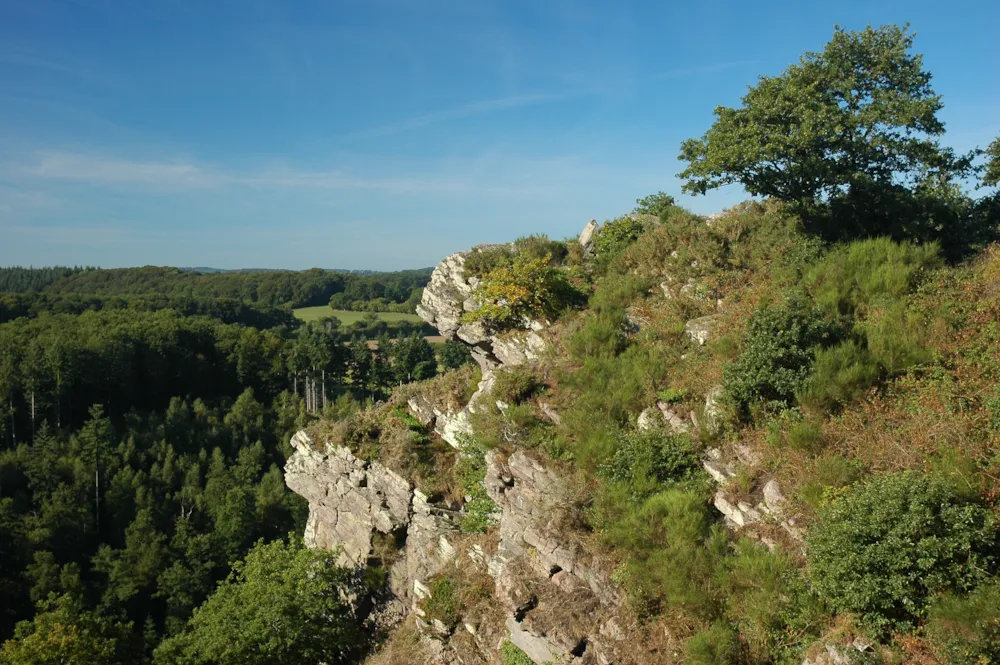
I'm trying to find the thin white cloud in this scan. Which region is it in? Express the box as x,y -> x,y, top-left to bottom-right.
25,152 -> 213,187
11,151 -> 484,193
341,91 -> 579,139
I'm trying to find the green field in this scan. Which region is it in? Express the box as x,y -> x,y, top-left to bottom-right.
292,307 -> 424,324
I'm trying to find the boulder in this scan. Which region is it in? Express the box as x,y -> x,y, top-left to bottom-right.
579,219 -> 599,253
684,314 -> 722,346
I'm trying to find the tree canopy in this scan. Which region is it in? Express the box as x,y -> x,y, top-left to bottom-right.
678,25 -> 980,248
154,539 -> 363,665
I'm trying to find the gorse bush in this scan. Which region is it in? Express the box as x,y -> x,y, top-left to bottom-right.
463,253 -> 581,331
463,235 -> 569,279
808,472 -> 998,635
684,622 -> 739,665
491,367 -> 541,405
723,541 -> 825,663
806,238 -> 941,317
925,582 -> 1000,665
599,488 -> 728,616
724,296 -> 840,417
798,340 -> 879,410
600,430 -> 700,488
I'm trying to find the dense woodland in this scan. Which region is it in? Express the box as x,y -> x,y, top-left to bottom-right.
0,266 -> 466,663
0,265 -> 431,313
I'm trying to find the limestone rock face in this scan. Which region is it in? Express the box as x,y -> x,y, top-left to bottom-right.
416,247 -> 549,373
285,431 -> 411,565
578,219 -> 599,253
484,450 -> 624,664
284,431 -> 458,600
416,251 -> 472,339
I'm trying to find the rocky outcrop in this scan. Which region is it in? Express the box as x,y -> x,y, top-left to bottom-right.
484,450 -> 624,664
284,431 -> 458,601
637,400 -> 691,434
579,219 -> 599,254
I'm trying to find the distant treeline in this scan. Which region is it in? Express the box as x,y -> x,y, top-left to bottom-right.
0,292 -> 297,329
0,265 -> 433,312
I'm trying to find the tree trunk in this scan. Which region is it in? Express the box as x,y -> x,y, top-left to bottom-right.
30,391 -> 35,441
95,468 -> 100,534
322,369 -> 327,411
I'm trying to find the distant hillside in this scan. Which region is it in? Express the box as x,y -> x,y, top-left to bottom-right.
0,265 -> 433,311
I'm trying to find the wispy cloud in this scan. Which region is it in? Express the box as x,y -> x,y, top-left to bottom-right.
654,60 -> 755,80
341,91 -> 580,139
25,152 -> 212,187
0,50 -> 114,85
10,151 -> 488,193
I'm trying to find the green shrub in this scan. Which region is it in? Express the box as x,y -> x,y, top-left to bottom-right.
799,455 -> 864,510
684,622 -> 739,665
463,253 -> 582,331
499,640 -> 536,665
862,302 -> 932,374
808,471 -> 998,635
925,582 -> 1000,665
593,215 -> 649,259
492,367 -> 541,405
422,578 -> 461,630
806,238 -> 941,316
724,296 -> 840,417
454,437 -> 497,534
599,430 -> 700,488
633,191 -> 677,219
512,234 -> 569,265
463,244 -> 515,278
724,540 -> 825,662
598,489 -> 728,616
798,340 -> 880,410
658,387 -> 689,404
786,417 -> 825,453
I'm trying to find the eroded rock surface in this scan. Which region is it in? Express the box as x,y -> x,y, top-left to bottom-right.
284,431 -> 458,600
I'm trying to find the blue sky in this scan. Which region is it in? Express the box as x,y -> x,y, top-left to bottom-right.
1,0 -> 997,270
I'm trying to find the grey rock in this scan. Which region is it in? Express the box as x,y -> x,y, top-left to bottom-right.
579,219 -> 599,253
684,314 -> 722,346
492,331 -> 546,367
407,396 -> 437,427
762,479 -> 786,516
539,402 -> 562,425
506,616 -> 560,665
285,433 -> 411,565
417,251 -> 472,339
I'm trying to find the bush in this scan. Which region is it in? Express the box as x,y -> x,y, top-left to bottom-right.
724,296 -> 840,417
684,622 -> 739,665
593,215 -> 649,259
806,238 -> 941,316
798,340 -> 880,410
598,489 -> 728,615
463,253 -> 581,331
862,302 -> 932,374
491,368 -> 541,405
453,437 -> 497,534
925,582 -> 1000,665
421,578 -> 461,630
499,640 -> 536,665
724,540 -> 825,662
599,430 -> 700,488
808,472 -> 998,635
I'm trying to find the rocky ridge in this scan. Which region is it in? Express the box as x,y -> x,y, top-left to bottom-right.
283,218 -> 843,664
